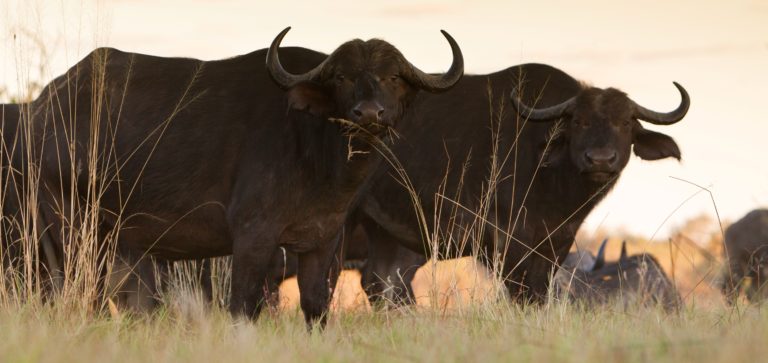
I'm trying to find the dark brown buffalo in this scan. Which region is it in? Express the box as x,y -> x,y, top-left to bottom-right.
353,63 -> 689,304
721,209 -> 768,303
554,240 -> 681,309
2,27 -> 463,325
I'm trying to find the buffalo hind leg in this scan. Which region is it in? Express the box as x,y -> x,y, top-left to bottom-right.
361,245 -> 423,307
359,217 -> 425,307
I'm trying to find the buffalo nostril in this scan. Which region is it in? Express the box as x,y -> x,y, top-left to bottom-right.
377,109 -> 384,118
585,150 -> 617,166
584,152 -> 594,164
353,109 -> 363,118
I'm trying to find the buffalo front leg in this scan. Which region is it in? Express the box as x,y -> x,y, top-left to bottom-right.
230,238 -> 280,319
721,256 -> 749,305
502,254 -> 558,304
296,229 -> 345,329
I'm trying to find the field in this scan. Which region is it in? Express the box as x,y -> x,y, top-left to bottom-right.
1,214 -> 762,363
1,264 -> 766,363
1,300 -> 767,363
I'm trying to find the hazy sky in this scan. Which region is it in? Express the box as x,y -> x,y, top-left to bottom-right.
1,0 -> 766,239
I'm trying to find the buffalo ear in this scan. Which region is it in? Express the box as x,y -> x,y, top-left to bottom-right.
287,82 -> 335,116
539,140 -> 565,167
633,127 -> 681,161
538,132 -> 568,168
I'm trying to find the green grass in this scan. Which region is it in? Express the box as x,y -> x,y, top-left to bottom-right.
0,298 -> 765,363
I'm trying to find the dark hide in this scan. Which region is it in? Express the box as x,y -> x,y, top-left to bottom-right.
354,63 -> 687,304
721,209 -> 768,303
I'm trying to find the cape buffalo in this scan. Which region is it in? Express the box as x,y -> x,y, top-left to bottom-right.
721,209 -> 768,303
353,63 -> 689,305
553,240 -> 681,309
1,27 -> 463,325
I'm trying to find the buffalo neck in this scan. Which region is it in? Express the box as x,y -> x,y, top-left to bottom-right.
290,113 -> 383,196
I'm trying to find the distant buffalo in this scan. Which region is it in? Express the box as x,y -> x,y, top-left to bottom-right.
553,240 -> 681,309
721,209 -> 768,304
352,63 -> 690,304
0,27 -> 463,326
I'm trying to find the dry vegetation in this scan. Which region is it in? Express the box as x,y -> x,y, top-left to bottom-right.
1,19 -> 765,363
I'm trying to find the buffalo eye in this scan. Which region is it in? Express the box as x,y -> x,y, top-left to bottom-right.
389,75 -> 400,82
335,74 -> 346,83
622,119 -> 632,127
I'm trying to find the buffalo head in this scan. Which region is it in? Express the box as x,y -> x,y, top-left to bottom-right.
267,27 -> 463,134
511,83 -> 689,183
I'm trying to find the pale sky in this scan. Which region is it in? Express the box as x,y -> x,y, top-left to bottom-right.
1,0 -> 766,240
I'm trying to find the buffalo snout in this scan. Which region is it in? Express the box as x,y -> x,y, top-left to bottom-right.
584,148 -> 618,168
351,101 -> 385,124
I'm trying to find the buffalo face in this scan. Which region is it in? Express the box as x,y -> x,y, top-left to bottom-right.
267,27 -> 463,135
512,82 -> 690,183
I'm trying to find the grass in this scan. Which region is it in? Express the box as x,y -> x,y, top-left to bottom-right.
0,298 -> 766,363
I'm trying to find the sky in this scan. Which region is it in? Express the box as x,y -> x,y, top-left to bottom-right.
0,0 -> 766,240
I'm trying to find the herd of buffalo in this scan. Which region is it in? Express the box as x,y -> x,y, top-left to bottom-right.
0,27 -> 765,327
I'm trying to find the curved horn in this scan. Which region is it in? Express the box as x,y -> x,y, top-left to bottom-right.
633,82 -> 690,125
266,27 -> 328,89
592,238 -> 608,271
510,90 -> 577,122
405,30 -> 464,93
620,240 -> 629,263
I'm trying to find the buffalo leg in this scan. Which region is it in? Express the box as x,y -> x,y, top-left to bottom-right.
112,253 -> 163,312
361,245 -> 423,307
296,228 -> 345,329
230,239 -> 279,319
195,258 -> 214,304
502,243 -> 568,304
359,217 -> 425,307
721,262 -> 744,305
745,267 -> 762,304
